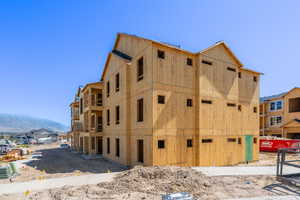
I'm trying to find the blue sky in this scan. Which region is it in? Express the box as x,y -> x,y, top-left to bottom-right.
1,0 -> 300,125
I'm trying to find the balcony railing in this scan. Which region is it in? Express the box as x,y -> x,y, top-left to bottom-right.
89,125 -> 103,133
72,122 -> 83,132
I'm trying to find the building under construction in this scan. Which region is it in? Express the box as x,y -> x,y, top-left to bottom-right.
69,33 -> 261,166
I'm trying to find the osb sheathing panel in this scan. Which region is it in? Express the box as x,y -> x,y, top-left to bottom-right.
101,40 -> 154,166
201,44 -> 241,66
102,135 -> 128,165
198,135 -> 259,166
152,44 -> 196,89
199,55 -> 239,100
152,134 -> 195,166
115,34 -> 152,58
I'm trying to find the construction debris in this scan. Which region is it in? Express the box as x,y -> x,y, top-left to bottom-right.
16,166 -> 275,200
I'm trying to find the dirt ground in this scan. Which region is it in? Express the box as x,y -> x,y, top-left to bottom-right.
0,143 -> 126,184
1,145 -> 300,199
1,166 -> 281,200
2,143 -> 297,184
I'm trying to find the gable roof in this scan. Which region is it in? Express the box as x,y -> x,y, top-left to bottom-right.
101,33 -> 261,81
283,87 -> 300,97
260,92 -> 287,103
81,81 -> 102,93
114,33 -> 194,56
260,87 -> 300,103
281,118 -> 300,128
198,41 -> 243,67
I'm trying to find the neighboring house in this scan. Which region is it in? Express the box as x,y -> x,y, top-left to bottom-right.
69,33 -> 261,166
260,87 -> 300,139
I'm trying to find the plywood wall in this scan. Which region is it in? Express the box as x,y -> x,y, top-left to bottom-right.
88,35 -> 260,167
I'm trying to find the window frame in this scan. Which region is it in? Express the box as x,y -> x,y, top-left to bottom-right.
201,100 -> 212,104
270,115 -> 282,126
158,140 -> 165,149
202,60 -> 212,65
187,58 -> 193,66
253,106 -> 258,113
137,57 -> 144,81
137,98 -> 144,122
187,139 -> 193,147
106,81 -> 110,98
202,139 -> 213,143
227,103 -> 236,107
157,50 -> 165,59
106,109 -> 110,126
269,100 -> 283,112
115,73 -> 120,92
115,105 -> 120,125
227,67 -> 236,72
80,98 -> 83,114
187,99 -> 193,107
227,138 -> 237,142
158,95 -> 165,104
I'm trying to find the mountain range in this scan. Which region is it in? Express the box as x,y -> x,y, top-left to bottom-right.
0,113 -> 68,133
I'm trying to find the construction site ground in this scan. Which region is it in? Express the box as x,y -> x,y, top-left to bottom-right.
0,143 -> 126,184
1,144 -> 300,199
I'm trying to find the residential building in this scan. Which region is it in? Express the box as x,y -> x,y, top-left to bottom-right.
69,82 -> 103,154
69,33 -> 261,166
260,87 -> 300,139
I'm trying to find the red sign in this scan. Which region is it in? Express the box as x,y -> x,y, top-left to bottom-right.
260,139 -> 300,152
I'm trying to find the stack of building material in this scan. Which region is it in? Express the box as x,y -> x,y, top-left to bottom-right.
7,149 -> 23,156
0,164 -> 13,179
0,149 -> 24,162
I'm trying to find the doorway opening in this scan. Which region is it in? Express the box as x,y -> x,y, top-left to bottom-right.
97,137 -> 103,154
137,140 -> 144,163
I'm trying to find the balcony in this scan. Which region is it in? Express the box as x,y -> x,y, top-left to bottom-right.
83,112 -> 103,133
72,122 -> 83,132
90,125 -> 103,133
71,113 -> 80,121
83,91 -> 103,112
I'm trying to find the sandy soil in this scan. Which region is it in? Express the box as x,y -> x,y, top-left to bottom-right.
238,152 -> 300,166
0,166 -> 278,200
0,143 -> 126,184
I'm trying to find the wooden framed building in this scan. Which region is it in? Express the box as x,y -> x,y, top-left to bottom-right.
260,87 -> 300,139
69,33 -> 261,166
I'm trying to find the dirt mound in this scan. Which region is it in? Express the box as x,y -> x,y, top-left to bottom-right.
14,166 -> 275,200
97,166 -> 212,197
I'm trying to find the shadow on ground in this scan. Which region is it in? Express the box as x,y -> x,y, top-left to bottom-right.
24,148 -> 128,174
264,183 -> 300,196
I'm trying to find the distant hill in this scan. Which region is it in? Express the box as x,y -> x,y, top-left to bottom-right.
0,114 -> 68,133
